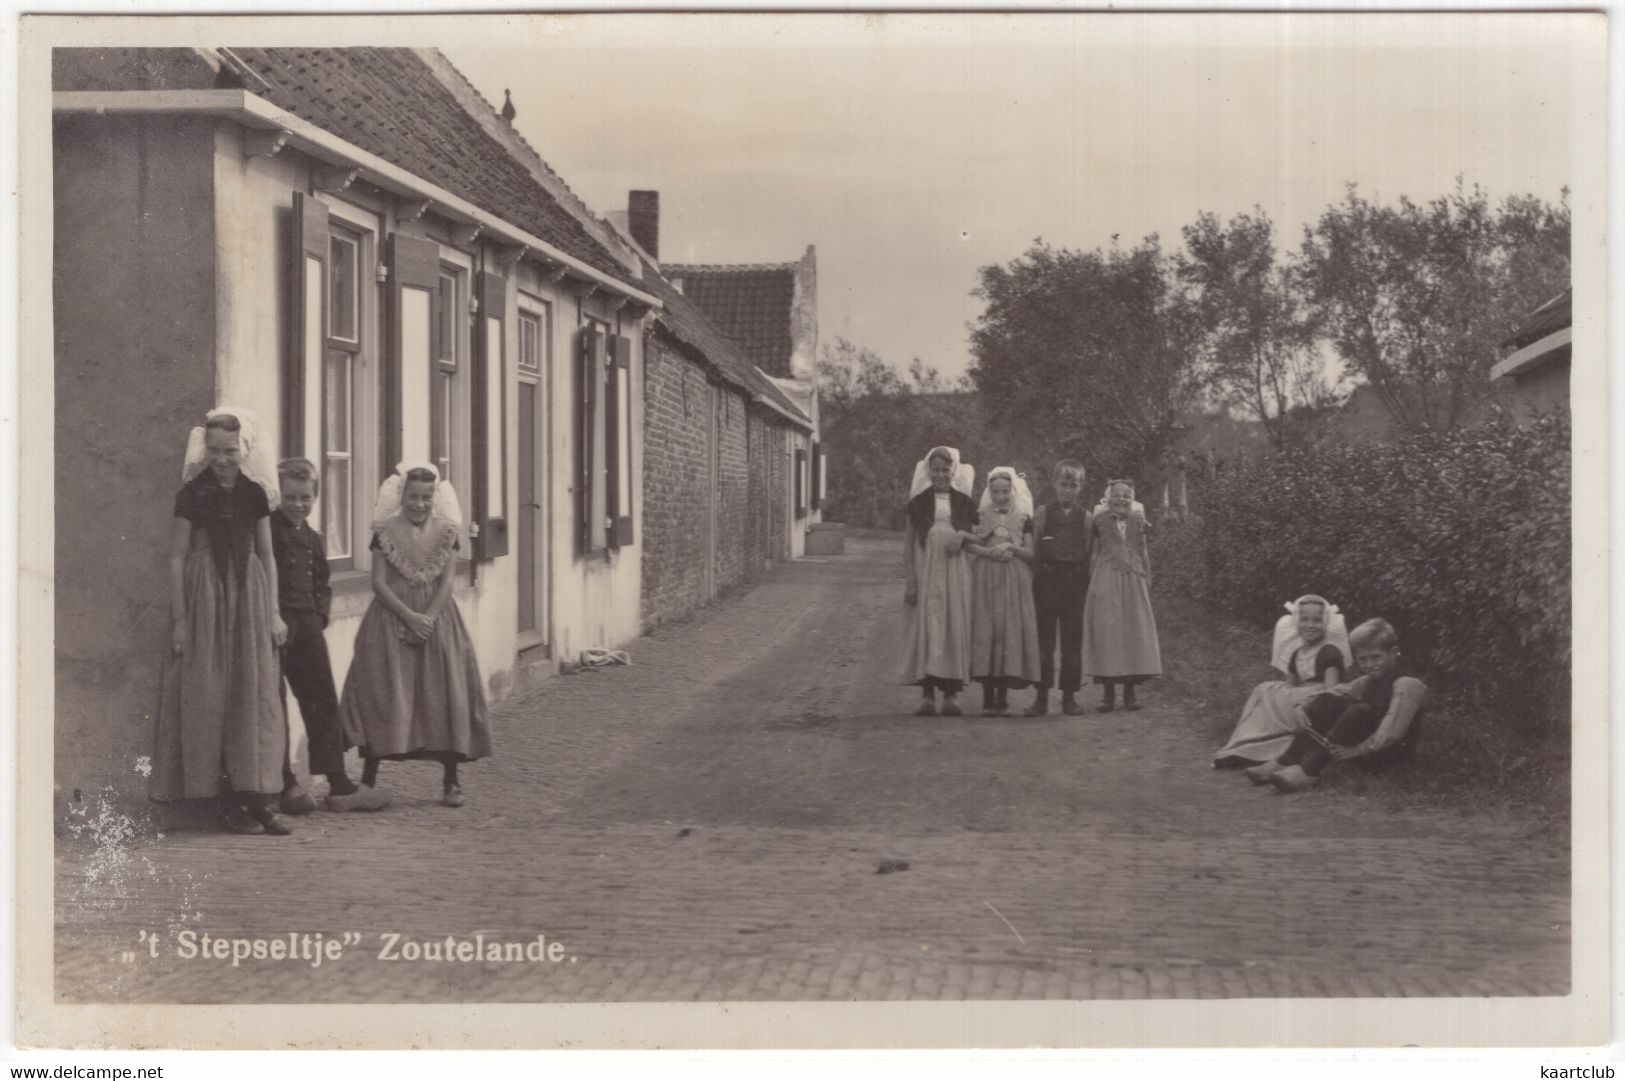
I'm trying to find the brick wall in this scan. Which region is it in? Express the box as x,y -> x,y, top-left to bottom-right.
641,336 -> 712,630
745,411 -> 772,573
715,390 -> 751,591
643,331 -> 810,629
769,424 -> 790,561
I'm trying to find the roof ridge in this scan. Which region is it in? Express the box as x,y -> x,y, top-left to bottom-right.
223,46 -> 636,286
413,48 -> 641,274
665,261 -> 799,274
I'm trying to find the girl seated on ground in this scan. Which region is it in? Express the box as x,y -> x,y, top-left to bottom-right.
1213,594 -> 1351,768
1245,617 -> 1427,793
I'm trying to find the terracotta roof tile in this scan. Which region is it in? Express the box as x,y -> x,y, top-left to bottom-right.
663,263 -> 798,377
225,47 -> 635,285
642,260 -> 810,428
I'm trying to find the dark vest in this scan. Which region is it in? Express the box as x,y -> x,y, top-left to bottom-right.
906,487 -> 977,546
1035,501 -> 1090,564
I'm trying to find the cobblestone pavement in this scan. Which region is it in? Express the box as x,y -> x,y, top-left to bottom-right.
54,536 -> 1569,1003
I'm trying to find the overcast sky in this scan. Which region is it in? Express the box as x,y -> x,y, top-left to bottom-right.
447,14 -> 1583,380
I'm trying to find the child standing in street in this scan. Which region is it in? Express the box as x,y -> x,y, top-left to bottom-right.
151,408 -> 291,835
1081,479 -> 1162,711
339,463 -> 492,807
271,459 -> 390,814
1025,460 -> 1091,716
900,446 -> 978,716
964,467 -> 1041,715
1252,618 -> 1427,792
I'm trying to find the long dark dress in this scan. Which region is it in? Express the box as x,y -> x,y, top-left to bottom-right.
151,474 -> 285,800
338,516 -> 492,762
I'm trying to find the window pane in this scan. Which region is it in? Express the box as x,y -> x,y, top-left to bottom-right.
432,372 -> 455,487
325,350 -> 351,455
328,234 -> 357,341
431,370 -> 447,470
324,458 -> 350,559
322,351 -> 353,558
519,311 -> 541,373
437,273 -> 457,365
449,366 -> 467,502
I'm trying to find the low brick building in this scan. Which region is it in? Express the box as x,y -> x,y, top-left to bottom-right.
666,247 -> 822,559
612,197 -> 816,630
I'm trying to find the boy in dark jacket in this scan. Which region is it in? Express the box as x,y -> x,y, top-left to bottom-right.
1026,459 -> 1091,716
273,459 -> 390,813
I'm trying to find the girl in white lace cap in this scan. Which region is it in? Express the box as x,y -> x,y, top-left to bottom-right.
1081,478 -> 1162,711
151,407 -> 291,835
338,463 -> 492,807
1213,594 -> 1351,769
899,446 -> 978,715
964,467 -> 1042,715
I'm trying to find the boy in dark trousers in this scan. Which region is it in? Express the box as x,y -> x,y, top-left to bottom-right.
272,459 -> 390,813
1026,459 -> 1092,716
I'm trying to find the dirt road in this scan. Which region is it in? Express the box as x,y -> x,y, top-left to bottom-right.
55,535 -> 1568,1003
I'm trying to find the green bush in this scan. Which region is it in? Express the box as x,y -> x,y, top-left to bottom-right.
1150,412 -> 1570,732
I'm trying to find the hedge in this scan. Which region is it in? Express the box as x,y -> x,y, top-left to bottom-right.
1151,413 -> 1571,732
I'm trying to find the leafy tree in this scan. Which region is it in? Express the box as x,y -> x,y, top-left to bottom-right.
1294,182 -> 1569,433
816,336 -> 907,410
817,339 -> 975,528
968,237 -> 1204,480
1177,210 -> 1338,449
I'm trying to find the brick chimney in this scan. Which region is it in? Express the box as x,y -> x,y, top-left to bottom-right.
628,190 -> 659,260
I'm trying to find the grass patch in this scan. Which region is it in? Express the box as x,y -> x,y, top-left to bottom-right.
1154,589 -> 1570,841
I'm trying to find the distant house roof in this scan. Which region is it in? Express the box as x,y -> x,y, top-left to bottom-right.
664,262 -> 798,376
641,261 -> 811,429
53,47 -> 639,288
1501,289 -> 1572,350
1492,288 -> 1572,383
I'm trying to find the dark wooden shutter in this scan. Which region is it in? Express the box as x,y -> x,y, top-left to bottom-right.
286,192 -> 328,456
607,334 -> 634,548
472,269 -> 509,560
810,442 -> 823,509
575,323 -> 600,556
795,447 -> 807,515
385,232 -> 440,475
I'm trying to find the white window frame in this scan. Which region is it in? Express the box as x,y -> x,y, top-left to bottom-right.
318,197 -> 381,573
432,247 -> 475,515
